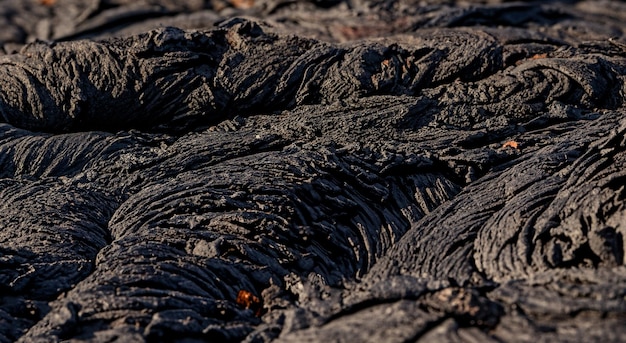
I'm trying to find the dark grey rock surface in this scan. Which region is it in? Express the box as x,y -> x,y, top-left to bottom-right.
0,0 -> 625,342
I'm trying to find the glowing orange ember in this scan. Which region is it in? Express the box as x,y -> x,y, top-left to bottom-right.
502,140 -> 519,150
236,290 -> 262,316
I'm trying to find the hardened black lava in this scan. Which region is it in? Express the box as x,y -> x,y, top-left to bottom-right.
0,1 -> 625,342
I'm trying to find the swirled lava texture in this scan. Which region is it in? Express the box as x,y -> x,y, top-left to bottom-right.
0,1 -> 625,342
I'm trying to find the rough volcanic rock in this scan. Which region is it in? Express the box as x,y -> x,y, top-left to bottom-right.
0,0 -> 625,342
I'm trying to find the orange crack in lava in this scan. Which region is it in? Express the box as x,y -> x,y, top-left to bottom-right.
229,0 -> 255,9
530,53 -> 548,59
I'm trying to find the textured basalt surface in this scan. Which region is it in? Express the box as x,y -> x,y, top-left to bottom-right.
0,0 -> 625,342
